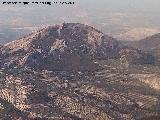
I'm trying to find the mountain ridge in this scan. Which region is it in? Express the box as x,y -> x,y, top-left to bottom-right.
0,23 -> 120,71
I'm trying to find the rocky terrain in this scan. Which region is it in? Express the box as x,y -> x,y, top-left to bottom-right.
0,23 -> 160,120
123,33 -> 160,64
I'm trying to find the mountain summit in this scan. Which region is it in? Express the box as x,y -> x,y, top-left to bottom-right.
0,23 -> 119,71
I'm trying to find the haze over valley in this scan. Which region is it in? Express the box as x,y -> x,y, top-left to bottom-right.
1,0 -> 160,43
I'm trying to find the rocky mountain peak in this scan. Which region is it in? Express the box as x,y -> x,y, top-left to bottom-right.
0,23 -> 119,71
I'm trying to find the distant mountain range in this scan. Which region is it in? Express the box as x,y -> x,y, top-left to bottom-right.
123,33 -> 160,64
116,27 -> 160,41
